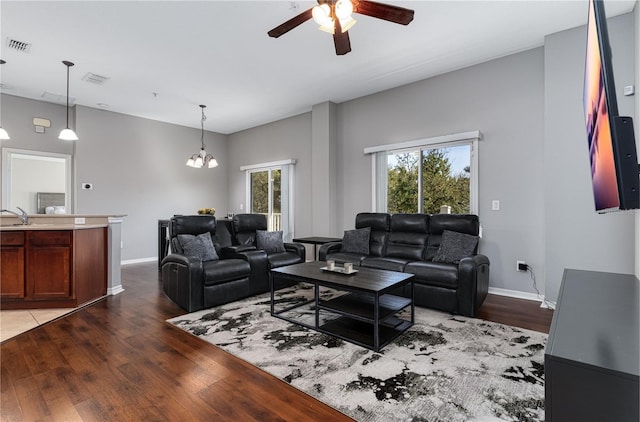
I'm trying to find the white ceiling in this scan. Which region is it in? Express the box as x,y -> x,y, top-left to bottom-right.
0,0 -> 636,134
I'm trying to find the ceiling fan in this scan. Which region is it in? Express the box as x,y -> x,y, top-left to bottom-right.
267,0 -> 415,56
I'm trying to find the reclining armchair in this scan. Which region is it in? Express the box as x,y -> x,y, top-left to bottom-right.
231,213 -> 305,292
161,215 -> 254,312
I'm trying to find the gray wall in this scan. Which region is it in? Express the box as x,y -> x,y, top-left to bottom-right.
3,9 -> 637,297
226,113 -> 313,249
0,95 -> 75,187
336,48 -> 546,296
633,1 -> 640,278
544,12 -> 637,301
0,94 -> 228,261
75,106 -> 228,260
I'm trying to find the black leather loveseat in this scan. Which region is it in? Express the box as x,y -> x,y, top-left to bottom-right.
319,213 -> 489,317
161,214 -> 305,312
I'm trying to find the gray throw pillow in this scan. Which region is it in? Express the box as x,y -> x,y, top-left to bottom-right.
177,232 -> 219,262
342,227 -> 371,255
256,230 -> 286,254
432,230 -> 478,264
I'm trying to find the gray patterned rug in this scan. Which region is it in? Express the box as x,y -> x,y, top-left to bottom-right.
167,284 -> 546,422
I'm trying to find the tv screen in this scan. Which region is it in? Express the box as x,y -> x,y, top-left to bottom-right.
583,0 -> 639,213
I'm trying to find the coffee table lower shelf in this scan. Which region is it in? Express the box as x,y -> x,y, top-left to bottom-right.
319,316 -> 412,351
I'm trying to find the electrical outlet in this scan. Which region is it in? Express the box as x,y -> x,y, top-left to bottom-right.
517,260 -> 527,271
74,217 -> 85,225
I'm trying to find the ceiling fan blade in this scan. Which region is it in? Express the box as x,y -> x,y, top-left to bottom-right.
333,20 -> 352,55
353,0 -> 414,25
267,8 -> 314,38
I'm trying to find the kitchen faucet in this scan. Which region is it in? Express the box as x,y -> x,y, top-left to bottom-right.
0,207 -> 29,225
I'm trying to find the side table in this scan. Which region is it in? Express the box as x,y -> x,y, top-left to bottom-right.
292,236 -> 342,261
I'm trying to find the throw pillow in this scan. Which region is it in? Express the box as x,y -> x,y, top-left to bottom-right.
256,230 -> 286,254
342,227 -> 371,255
432,230 -> 478,264
177,232 -> 219,262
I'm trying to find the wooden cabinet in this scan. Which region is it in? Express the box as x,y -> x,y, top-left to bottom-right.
0,228 -> 107,309
0,232 -> 26,299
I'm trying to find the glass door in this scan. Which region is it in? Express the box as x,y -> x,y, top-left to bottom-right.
249,168 -> 281,231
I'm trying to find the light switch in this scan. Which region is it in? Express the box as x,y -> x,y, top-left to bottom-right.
491,200 -> 500,211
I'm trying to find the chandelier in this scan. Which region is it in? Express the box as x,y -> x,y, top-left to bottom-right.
186,105 -> 218,168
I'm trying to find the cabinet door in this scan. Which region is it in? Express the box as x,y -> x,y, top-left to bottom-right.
26,231 -> 72,300
1,246 -> 25,299
1,232 -> 26,299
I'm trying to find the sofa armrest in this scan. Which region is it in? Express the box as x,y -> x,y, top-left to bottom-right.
457,254 -> 490,317
161,253 -> 204,312
220,248 -> 270,295
318,242 -> 342,261
221,245 -> 257,254
284,242 -> 305,261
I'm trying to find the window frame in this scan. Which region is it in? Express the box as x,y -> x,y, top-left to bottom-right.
366,131 -> 481,214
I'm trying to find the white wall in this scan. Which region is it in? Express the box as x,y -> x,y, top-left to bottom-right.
544,12 -> 636,301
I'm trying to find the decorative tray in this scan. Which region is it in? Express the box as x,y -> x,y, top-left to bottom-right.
320,266 -> 358,276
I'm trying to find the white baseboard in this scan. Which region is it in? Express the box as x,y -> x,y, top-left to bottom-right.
488,287 -> 556,310
121,257 -> 157,266
107,285 -> 125,296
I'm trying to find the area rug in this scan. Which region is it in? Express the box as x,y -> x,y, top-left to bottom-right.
168,284 -> 546,422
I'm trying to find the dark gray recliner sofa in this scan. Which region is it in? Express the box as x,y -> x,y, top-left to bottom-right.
319,213 -> 489,317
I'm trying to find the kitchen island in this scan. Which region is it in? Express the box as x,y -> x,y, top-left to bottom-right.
0,214 -> 124,309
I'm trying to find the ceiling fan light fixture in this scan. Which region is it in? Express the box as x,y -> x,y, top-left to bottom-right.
335,0 -> 353,19
339,16 -> 356,32
312,4 -> 332,27
318,23 -> 336,34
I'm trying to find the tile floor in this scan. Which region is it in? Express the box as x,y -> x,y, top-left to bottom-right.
0,308 -> 76,342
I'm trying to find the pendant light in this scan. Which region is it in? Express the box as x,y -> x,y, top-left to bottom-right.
0,59 -> 9,140
58,60 -> 78,141
186,105 -> 218,169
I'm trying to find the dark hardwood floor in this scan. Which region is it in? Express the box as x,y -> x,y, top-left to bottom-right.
1,262 -> 554,421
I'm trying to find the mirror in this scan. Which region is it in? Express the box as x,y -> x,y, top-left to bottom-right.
1,148 -> 72,214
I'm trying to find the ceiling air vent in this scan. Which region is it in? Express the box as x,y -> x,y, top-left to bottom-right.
6,38 -> 31,53
41,91 -> 76,105
82,72 -> 109,85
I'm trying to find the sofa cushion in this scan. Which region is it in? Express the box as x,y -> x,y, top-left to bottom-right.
426,215 -> 480,260
385,214 -> 429,261
432,230 -> 478,264
405,261 -> 459,289
355,213 -> 389,257
256,230 -> 286,254
177,232 -> 219,262
342,227 -> 371,255
203,258 -> 251,286
361,257 -> 411,272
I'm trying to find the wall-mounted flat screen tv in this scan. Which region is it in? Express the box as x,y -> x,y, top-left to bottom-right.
583,0 -> 639,213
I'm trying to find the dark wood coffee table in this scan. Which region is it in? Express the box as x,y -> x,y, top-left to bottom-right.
270,261 -> 414,352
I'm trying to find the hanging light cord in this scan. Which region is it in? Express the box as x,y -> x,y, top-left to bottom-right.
65,63 -> 70,128
200,106 -> 207,149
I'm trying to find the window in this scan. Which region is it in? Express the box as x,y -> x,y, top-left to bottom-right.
367,131 -> 480,214
241,159 -> 295,241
